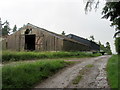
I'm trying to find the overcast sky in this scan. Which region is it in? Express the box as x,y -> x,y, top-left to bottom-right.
0,0 -> 116,53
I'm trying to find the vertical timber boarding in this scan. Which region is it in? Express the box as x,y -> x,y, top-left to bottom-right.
20,34 -> 25,51
63,39 -> 90,51
35,29 -> 44,51
4,24 -> 65,51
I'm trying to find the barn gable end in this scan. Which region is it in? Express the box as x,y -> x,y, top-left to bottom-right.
5,23 -> 64,51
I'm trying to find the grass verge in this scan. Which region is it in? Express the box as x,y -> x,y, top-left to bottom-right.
2,60 -> 73,88
2,51 -> 101,62
107,55 -> 119,88
72,64 -> 94,84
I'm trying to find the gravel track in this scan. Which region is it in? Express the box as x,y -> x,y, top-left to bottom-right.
35,55 -> 111,88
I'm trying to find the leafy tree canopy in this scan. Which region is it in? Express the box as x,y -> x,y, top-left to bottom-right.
105,42 -> 112,54
85,0 -> 120,37
13,25 -> 17,32
102,2 -> 120,37
61,31 -> 65,35
89,35 -> 95,41
99,41 -> 112,55
1,21 -> 11,36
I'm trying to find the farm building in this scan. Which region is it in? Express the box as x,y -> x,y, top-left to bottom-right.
66,34 -> 100,51
2,23 -> 91,51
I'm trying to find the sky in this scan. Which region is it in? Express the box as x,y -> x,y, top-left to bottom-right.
0,0 -> 116,53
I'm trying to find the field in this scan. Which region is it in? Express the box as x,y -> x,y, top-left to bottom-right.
2,51 -> 101,62
107,55 -> 119,88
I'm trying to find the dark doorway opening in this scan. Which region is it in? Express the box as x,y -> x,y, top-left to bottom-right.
25,34 -> 35,51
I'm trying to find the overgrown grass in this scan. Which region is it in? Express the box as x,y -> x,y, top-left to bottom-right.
107,55 -> 119,88
2,60 -> 72,88
2,51 -> 101,62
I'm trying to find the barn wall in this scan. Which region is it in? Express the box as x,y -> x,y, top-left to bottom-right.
67,34 -> 100,51
90,41 -> 100,51
7,33 -> 17,51
2,39 -> 7,50
5,30 -> 24,51
63,40 -> 90,51
29,27 -> 63,51
5,25 -> 91,52
5,25 -> 63,51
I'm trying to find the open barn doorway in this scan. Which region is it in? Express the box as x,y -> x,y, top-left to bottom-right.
25,34 -> 35,51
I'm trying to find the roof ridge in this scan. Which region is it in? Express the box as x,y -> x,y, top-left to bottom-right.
68,34 -> 88,40
26,23 -> 90,46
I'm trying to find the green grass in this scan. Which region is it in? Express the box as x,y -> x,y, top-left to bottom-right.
72,75 -> 82,84
72,64 -> 94,85
2,51 -> 101,62
2,60 -> 72,88
85,64 -> 94,68
107,55 -> 119,88
0,67 -> 2,90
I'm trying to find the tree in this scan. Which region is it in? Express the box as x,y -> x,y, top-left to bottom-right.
2,21 -> 11,36
85,1 -> 120,53
100,44 -> 106,52
85,1 -> 120,37
101,2 -> 120,54
114,30 -> 120,37
98,41 -> 112,55
102,2 -> 120,37
115,37 -> 120,54
13,25 -> 17,32
89,35 -> 95,41
105,42 -> 112,55
61,31 -> 65,35
85,0 -> 99,13
98,41 -> 101,45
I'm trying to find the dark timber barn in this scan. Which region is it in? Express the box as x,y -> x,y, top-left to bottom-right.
2,23 -> 91,51
66,34 -> 100,51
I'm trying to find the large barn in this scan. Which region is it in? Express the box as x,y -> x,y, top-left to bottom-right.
2,23 -> 91,51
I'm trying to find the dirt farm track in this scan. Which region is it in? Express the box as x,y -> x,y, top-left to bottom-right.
35,55 -> 111,88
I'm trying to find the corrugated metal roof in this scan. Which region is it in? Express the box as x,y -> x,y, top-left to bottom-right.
67,34 -> 100,50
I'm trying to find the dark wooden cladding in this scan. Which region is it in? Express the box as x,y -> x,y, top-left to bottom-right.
63,40 -> 90,51
66,34 -> 100,51
2,23 -> 92,52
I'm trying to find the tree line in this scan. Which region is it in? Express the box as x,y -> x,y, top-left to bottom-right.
89,35 -> 112,55
0,19 -> 17,36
